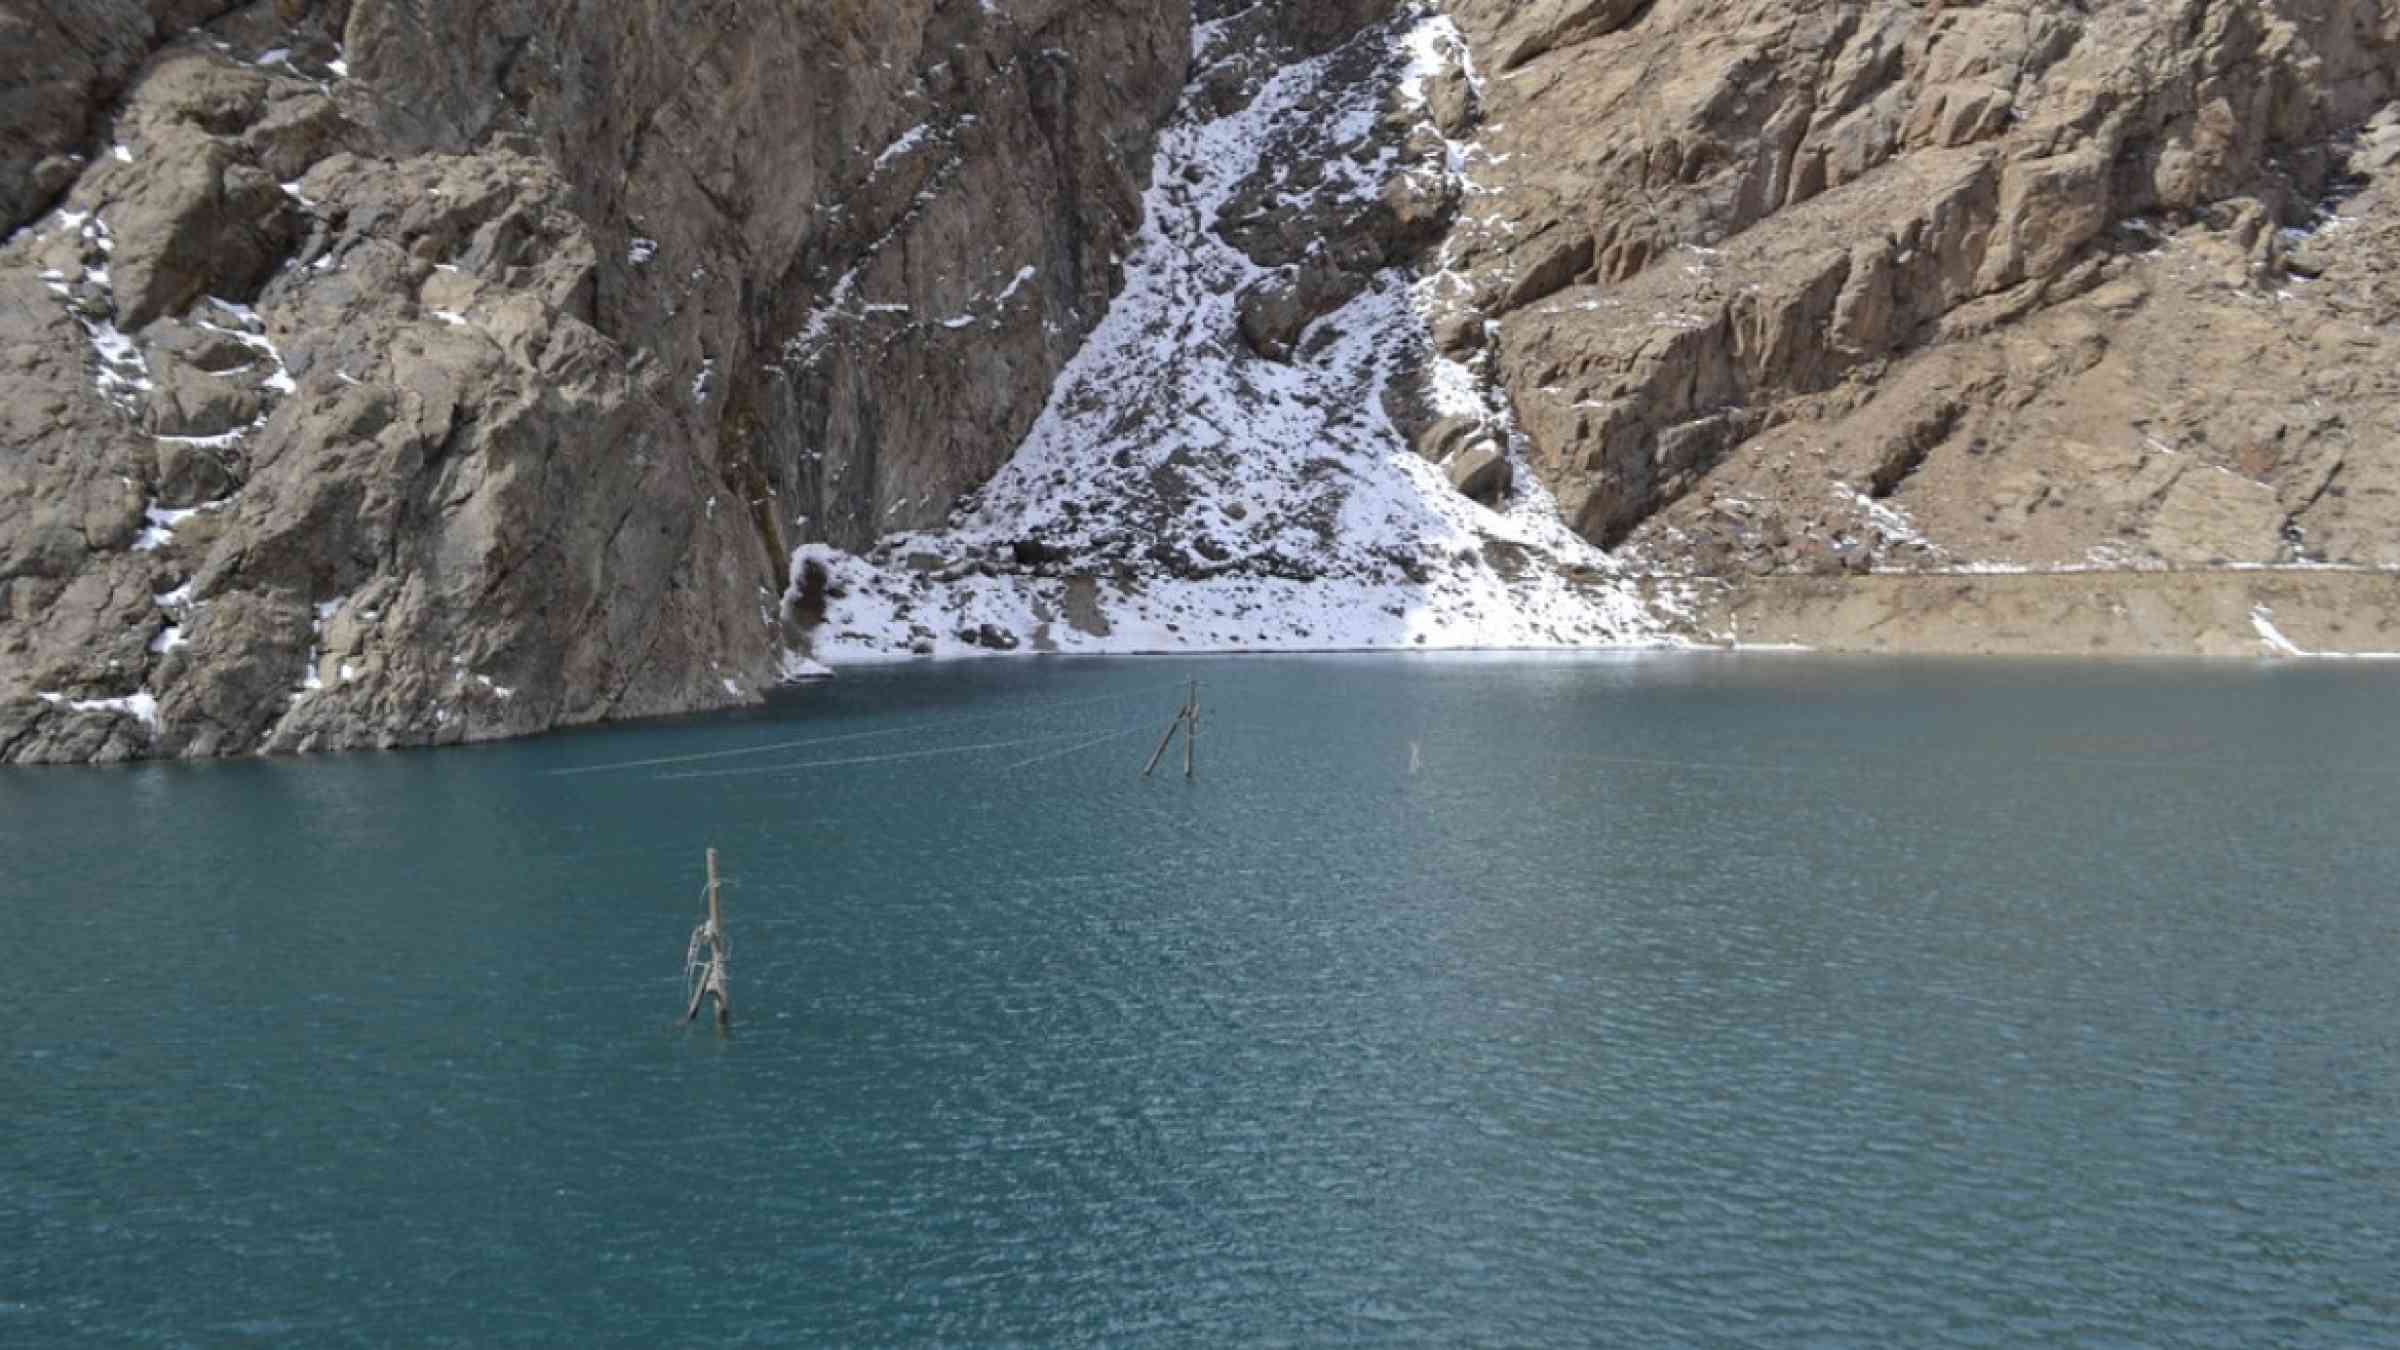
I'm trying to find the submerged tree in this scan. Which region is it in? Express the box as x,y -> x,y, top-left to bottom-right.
682,849 -> 731,1032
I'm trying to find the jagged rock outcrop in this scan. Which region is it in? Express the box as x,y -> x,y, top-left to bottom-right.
1,0 -> 1187,763
1422,0 -> 2400,577
0,1 -> 254,229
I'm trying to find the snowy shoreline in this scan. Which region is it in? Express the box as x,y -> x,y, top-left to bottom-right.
781,625 -> 2400,678
796,633 -> 1695,670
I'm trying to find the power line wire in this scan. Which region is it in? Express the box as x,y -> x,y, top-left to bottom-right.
995,724 -> 1147,772
656,731 -> 1090,782
548,683 -> 1180,778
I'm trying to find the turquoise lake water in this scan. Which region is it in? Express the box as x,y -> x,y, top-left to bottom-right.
4,653 -> 2398,1345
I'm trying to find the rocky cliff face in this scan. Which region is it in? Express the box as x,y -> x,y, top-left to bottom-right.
1430,0 -> 2400,579
8,0 -> 2400,764
777,0 -> 2400,667
0,0 -> 1186,762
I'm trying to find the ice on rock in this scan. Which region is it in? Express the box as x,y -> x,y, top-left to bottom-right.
780,650 -> 836,681
871,124 -> 932,173
2251,606 -> 2306,656
36,690 -> 161,731
133,500 -> 219,552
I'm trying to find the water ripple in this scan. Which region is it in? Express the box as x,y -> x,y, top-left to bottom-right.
2,656 -> 2397,1344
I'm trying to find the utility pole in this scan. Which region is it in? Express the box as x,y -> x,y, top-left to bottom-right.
1143,679 -> 1201,779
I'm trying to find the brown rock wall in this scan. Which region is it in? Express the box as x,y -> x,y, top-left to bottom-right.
0,0 -> 1189,763
1433,0 -> 2400,573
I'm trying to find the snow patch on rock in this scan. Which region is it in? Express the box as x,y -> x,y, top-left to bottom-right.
783,7 -> 1679,667
37,689 -> 161,731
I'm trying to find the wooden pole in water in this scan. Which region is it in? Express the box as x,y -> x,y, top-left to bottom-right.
1184,678 -> 1197,779
1143,703 -> 1186,777
683,847 -> 732,1031
1142,678 -> 1206,778
705,847 -> 721,935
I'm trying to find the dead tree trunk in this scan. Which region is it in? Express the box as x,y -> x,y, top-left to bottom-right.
682,847 -> 731,1031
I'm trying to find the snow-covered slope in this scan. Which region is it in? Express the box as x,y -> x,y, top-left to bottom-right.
786,6 -> 1682,664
